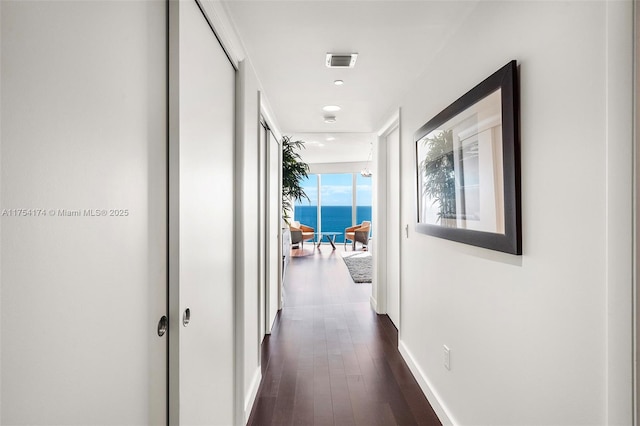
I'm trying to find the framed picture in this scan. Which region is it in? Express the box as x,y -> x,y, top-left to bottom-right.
415,60 -> 521,255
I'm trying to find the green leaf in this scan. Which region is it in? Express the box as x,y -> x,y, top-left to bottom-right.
281,135 -> 310,221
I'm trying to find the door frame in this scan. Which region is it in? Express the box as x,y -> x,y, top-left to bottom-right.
635,1 -> 639,424
384,122 -> 401,330
372,110 -> 400,323
605,0 -> 635,424
265,129 -> 282,334
258,104 -> 283,341
258,117 -> 268,342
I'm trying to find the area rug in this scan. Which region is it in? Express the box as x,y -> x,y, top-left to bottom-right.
341,252 -> 372,283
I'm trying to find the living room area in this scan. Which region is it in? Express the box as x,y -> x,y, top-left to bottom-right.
287,168 -> 373,286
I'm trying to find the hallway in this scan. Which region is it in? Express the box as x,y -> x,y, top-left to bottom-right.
247,247 -> 440,425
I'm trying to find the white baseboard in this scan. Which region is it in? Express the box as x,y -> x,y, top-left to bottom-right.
244,366 -> 262,424
398,340 -> 456,426
370,295 -> 378,312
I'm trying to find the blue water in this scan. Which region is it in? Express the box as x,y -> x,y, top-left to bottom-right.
294,205 -> 372,243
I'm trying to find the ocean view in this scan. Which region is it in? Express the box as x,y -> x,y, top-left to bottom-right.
294,205 -> 372,243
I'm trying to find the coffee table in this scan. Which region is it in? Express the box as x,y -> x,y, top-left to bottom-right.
315,232 -> 342,250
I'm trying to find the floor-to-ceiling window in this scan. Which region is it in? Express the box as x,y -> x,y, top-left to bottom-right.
320,174 -> 353,243
294,173 -> 372,244
294,174 -> 318,231
356,173 -> 372,225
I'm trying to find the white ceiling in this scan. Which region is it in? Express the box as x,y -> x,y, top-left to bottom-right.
291,132 -> 375,164
223,0 -> 478,161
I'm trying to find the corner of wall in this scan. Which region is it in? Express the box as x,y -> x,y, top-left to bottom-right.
398,340 -> 455,426
244,366 -> 261,424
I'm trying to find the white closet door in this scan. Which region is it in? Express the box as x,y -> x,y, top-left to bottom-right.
266,132 -> 280,333
387,127 -> 401,329
1,1 -> 168,424
169,0 -> 235,424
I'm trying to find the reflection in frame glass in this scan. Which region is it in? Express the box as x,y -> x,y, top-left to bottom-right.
414,61 -> 521,255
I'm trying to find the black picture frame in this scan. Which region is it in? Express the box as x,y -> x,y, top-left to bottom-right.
414,60 -> 521,255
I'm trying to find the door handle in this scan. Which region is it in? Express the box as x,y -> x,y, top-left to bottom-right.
157,315 -> 168,337
183,308 -> 191,327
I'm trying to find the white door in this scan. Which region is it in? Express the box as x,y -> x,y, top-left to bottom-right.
169,0 -> 235,424
387,127 -> 401,328
266,132 -> 280,333
1,1 -> 168,424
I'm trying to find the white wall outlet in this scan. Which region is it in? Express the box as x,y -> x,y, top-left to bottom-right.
443,345 -> 451,370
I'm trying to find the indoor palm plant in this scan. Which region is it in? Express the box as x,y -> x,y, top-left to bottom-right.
281,135 -> 310,222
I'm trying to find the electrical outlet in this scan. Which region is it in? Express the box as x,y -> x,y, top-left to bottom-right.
443,345 -> 451,370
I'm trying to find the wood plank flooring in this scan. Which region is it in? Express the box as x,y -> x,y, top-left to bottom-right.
247,245 -> 441,426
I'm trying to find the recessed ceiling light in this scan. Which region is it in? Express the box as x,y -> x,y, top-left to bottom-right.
324,115 -> 336,123
334,80 -> 344,86
319,143 -> 325,147
326,136 -> 336,141
322,105 -> 341,112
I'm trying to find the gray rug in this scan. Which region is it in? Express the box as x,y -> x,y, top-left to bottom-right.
341,252 -> 372,283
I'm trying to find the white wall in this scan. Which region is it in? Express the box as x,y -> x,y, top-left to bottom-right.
393,2 -> 633,425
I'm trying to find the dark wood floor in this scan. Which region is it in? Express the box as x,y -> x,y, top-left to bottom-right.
247,245 -> 441,426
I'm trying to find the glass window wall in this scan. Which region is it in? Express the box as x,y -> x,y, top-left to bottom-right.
293,174 -> 318,231
356,173 -> 372,226
294,173 -> 372,245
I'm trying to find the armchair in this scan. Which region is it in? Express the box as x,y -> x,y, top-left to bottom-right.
344,221 -> 371,250
289,221 -> 315,249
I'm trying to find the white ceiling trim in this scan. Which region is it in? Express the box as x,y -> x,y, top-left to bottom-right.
198,0 -> 246,66
377,108 -> 400,137
260,92 -> 283,142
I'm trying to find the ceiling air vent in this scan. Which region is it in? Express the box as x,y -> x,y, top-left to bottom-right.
326,53 -> 358,68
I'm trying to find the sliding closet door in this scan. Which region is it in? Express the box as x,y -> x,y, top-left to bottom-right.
169,0 -> 235,424
1,1 -> 168,424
